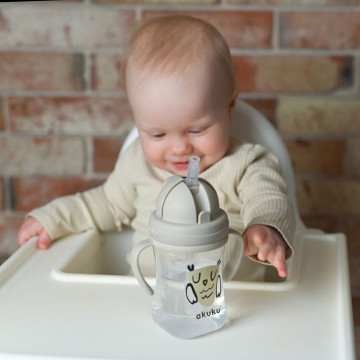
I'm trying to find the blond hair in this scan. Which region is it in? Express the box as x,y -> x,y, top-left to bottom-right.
122,15 -> 239,98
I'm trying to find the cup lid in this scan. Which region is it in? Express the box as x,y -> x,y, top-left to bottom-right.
148,175 -> 229,248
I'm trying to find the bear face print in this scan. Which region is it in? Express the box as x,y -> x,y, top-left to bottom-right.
186,260 -> 222,307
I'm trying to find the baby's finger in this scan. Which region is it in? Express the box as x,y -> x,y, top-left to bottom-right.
37,231 -> 51,250
251,226 -> 267,247
18,232 -> 27,247
257,243 -> 272,262
244,225 -> 267,256
271,246 -> 287,278
18,219 -> 39,246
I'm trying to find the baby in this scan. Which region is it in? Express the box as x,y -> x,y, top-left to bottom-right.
18,15 -> 295,279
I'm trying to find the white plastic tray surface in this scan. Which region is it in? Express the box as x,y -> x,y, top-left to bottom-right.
0,229 -> 355,360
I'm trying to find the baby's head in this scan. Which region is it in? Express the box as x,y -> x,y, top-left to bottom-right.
122,15 -> 239,175
122,15 -> 238,97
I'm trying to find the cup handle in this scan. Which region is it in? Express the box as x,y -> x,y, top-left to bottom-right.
130,239 -> 154,296
223,229 -> 244,281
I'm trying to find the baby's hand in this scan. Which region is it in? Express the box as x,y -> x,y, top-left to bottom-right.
18,216 -> 51,250
243,224 -> 287,278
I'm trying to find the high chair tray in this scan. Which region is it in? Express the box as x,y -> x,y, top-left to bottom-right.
0,229 -> 355,359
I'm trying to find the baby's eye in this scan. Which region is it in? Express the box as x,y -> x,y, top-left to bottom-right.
189,129 -> 203,134
189,127 -> 206,135
152,133 -> 165,139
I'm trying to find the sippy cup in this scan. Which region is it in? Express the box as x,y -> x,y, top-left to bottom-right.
130,156 -> 244,339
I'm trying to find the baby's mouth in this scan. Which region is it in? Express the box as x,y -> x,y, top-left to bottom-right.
172,161 -> 189,170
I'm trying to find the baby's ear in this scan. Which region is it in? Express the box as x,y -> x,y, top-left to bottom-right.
228,94 -> 237,117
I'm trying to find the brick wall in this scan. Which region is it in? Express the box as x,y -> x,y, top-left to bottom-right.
0,0 -> 359,353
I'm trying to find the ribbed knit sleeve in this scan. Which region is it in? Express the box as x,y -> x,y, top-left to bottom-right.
28,143 -> 139,241
202,140 -> 296,262
237,143 -> 295,260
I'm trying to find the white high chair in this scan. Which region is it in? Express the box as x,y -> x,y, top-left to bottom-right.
0,101 -> 355,359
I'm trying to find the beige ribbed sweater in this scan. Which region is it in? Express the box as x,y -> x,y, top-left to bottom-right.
30,137 -> 295,280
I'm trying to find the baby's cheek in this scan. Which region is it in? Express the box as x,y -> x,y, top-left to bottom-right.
199,136 -> 228,160
142,144 -> 162,164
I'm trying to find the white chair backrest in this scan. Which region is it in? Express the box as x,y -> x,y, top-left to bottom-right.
120,100 -> 304,231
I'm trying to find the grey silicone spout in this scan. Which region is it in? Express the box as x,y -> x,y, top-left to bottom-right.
185,156 -> 200,188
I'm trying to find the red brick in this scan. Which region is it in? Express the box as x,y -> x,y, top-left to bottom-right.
6,137 -> 85,175
10,177 -> 106,212
280,12 -> 360,49
0,53 -> 85,91
296,179 -> 360,217
0,214 -> 24,239
349,256 -> 360,290
278,98 -> 360,136
0,6 -> 134,48
94,0 -> 216,3
93,138 -> 124,173
0,138 -> 6,174
226,0 -> 358,4
301,216 -> 337,234
89,9 -> 135,47
0,214 -> 25,262
285,139 -> 345,175
242,99 -> 277,125
233,56 -> 352,94
355,328 -> 360,360
352,295 -> 360,326
0,178 -> 4,210
338,221 -> 360,256
8,97 -> 134,135
142,10 -> 272,49
0,98 -> 4,131
91,54 -> 123,91
0,6 -> 82,48
345,139 -> 360,178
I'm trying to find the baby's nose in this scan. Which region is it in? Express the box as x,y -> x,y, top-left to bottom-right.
171,136 -> 191,154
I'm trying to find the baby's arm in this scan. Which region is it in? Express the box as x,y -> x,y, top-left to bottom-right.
243,224 -> 287,278
18,216 -> 51,250
16,144 -> 139,250
236,144 -> 296,277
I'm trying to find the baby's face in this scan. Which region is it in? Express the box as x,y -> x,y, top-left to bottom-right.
125,59 -> 234,176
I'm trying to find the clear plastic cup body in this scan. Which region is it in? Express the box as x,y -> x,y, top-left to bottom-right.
151,245 -> 227,339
